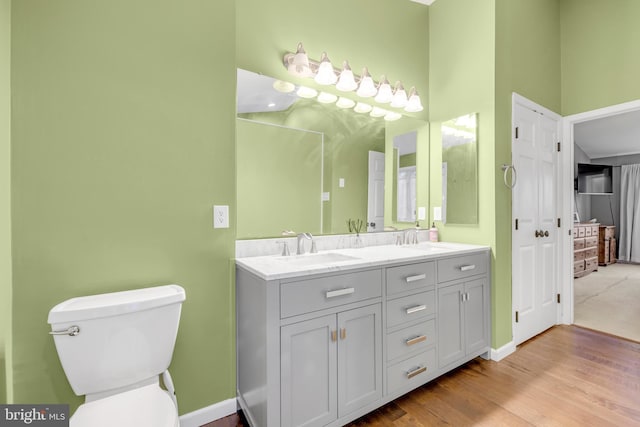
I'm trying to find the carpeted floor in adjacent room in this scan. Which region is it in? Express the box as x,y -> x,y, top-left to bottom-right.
574,262 -> 640,342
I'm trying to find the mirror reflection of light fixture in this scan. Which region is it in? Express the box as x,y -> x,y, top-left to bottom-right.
286,42 -> 313,77
314,52 -> 337,85
336,61 -> 358,92
404,87 -> 424,112
374,76 -> 393,104
390,82 -> 408,108
384,111 -> 402,121
370,107 -> 388,118
336,97 -> 356,109
296,86 -> 318,98
354,102 -> 373,113
317,92 -> 338,103
356,67 -> 377,98
273,80 -> 295,93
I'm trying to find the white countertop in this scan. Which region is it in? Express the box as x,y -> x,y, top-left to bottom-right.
235,241 -> 490,280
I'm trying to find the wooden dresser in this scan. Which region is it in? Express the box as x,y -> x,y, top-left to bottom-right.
574,223 -> 599,278
598,225 -> 616,266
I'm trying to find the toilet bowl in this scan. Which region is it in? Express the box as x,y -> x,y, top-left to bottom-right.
48,284 -> 186,427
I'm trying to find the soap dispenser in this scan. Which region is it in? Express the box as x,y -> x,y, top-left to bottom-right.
429,222 -> 439,242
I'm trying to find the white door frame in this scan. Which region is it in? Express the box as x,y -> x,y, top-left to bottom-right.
560,99 -> 640,325
511,93 -> 563,343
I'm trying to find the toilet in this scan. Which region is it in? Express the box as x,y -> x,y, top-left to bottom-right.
47,284 -> 186,427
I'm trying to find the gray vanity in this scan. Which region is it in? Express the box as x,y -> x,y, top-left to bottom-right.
236,242 -> 490,427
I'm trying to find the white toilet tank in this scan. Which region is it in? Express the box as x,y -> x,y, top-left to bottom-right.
48,284 -> 186,397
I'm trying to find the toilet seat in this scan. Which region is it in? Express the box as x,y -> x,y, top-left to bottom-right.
71,383 -> 179,427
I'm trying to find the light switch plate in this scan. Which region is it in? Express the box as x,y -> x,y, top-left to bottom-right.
213,205 -> 229,228
339,178 -> 345,188
433,206 -> 442,221
418,207 -> 426,220
322,192 -> 330,201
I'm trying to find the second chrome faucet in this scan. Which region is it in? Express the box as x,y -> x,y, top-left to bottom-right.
297,232 -> 316,255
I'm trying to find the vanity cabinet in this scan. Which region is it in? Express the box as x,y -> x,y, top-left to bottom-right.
236,246 -> 490,427
281,304 -> 382,427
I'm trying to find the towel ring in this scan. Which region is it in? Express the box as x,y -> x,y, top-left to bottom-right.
501,164 -> 517,189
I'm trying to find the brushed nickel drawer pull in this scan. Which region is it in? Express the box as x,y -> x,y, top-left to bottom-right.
406,366 -> 427,379
406,305 -> 427,315
326,287 -> 355,299
460,264 -> 476,272
405,273 -> 427,283
405,335 -> 427,346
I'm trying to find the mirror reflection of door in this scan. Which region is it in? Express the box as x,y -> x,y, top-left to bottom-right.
367,151 -> 385,232
393,131 -> 417,223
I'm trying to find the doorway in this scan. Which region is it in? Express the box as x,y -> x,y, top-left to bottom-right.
562,99 -> 640,341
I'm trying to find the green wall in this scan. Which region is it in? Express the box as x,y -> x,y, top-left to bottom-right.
494,0 -> 561,348
428,0 -> 499,343
561,0 -> 640,115
11,0 -> 236,414
0,0 -> 11,404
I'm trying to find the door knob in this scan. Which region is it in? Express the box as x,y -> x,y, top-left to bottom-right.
544,230 -> 549,237
535,230 -> 541,238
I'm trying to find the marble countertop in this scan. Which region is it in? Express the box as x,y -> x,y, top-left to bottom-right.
235,241 -> 490,280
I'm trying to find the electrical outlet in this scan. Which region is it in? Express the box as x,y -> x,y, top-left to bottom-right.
418,207 -> 426,220
213,205 -> 229,229
433,207 -> 442,221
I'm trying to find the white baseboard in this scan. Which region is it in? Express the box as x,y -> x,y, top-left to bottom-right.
491,341 -> 516,361
179,398 -> 237,427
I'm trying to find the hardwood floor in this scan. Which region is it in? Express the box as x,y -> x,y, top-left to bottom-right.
204,325 -> 640,427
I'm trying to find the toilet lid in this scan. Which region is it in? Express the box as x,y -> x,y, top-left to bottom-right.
71,384 -> 179,427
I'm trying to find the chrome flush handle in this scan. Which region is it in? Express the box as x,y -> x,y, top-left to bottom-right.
49,325 -> 80,336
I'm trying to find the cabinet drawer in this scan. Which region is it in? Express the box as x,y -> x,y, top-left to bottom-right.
387,319 -> 435,362
387,348 -> 436,394
585,236 -> 598,248
601,227 -> 615,239
584,247 -> 597,259
574,249 -> 586,261
280,270 -> 382,318
437,253 -> 487,283
574,238 -> 585,250
573,260 -> 585,274
577,227 -> 585,237
585,257 -> 598,271
387,290 -> 435,328
584,226 -> 592,237
386,262 -> 435,296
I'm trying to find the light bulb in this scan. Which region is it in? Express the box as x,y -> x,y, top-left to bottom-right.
336,61 -> 358,92
314,52 -> 337,85
356,67 -> 377,98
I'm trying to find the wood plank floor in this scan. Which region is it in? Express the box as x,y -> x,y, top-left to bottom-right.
205,325 -> 640,427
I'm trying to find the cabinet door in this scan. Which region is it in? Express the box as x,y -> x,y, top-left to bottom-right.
337,304 -> 382,418
437,283 -> 464,368
464,278 -> 488,355
281,314 -> 337,427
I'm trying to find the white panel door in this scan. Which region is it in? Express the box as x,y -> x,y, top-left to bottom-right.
367,151 -> 385,232
512,99 -> 560,346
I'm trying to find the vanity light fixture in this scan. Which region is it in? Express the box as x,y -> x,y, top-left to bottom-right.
374,76 -> 393,104
317,92 -> 338,103
296,86 -> 318,98
370,107 -> 388,118
404,87 -> 424,112
272,80 -> 296,93
314,52 -> 337,85
356,67 -> 377,98
336,97 -> 356,109
384,111 -> 403,121
390,82 -> 408,108
336,61 -> 358,92
282,42 -> 425,115
353,102 -> 373,114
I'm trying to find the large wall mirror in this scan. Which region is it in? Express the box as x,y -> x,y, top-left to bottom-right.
441,113 -> 478,224
236,69 -> 428,239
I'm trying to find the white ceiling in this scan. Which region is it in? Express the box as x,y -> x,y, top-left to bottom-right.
574,109 -> 640,159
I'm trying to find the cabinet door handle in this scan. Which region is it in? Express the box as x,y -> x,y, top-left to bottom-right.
331,330 -> 337,342
405,273 -> 426,283
326,287 -> 355,299
405,335 -> 427,346
406,365 -> 427,379
340,328 -> 346,340
460,264 -> 476,272
406,305 -> 427,315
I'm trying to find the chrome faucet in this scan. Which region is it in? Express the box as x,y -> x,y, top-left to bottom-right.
403,228 -> 418,245
297,233 -> 313,255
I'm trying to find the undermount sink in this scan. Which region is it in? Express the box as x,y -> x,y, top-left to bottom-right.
403,243 -> 453,253
275,252 -> 360,266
